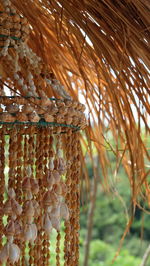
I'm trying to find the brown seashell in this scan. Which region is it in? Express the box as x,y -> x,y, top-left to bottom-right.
0,244 -> 8,263
60,202 -> 69,221
35,107 -> 46,115
43,172 -> 55,189
11,200 -> 22,216
44,114 -> 54,122
22,178 -> 31,192
53,184 -> 62,195
28,112 -> 40,122
32,200 -> 40,218
43,213 -> 53,235
23,223 -> 37,243
50,216 -> 60,231
23,200 -> 35,218
1,113 -> 15,123
42,191 -> 53,207
5,221 -> 15,236
30,179 -> 39,195
3,200 -> 12,215
14,219 -> 22,238
6,104 -> 19,113
54,158 -> 66,175
11,199 -> 22,215
60,182 -> 67,196
8,188 -> 16,199
47,106 -> 58,115
40,97 -> 51,107
16,112 -> 28,122
22,105 -> 34,114
13,14 -> 20,23
53,170 -> 61,183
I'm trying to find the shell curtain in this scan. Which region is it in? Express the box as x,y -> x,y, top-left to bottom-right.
0,0 -> 86,265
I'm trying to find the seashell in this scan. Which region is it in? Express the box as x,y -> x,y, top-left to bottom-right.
24,200 -> 35,218
44,114 -> 54,122
65,117 -> 73,125
53,170 -> 61,184
49,158 -> 54,171
44,171 -> 55,189
42,191 -> 53,207
8,243 -> 20,264
14,219 -> 22,238
0,244 -> 8,263
22,177 -> 31,192
60,202 -> 69,221
30,179 -> 39,195
23,223 -> 37,243
26,166 -> 32,177
54,158 -> 66,175
59,106 -> 68,115
43,213 -> 53,235
32,200 -> 40,218
41,97 -> 51,107
28,112 -> 40,122
1,113 -> 15,123
16,112 -> 28,122
12,199 -> 22,216
5,104 -> 19,113
8,188 -> 16,199
50,216 -> 60,231
60,182 -> 67,197
5,221 -> 15,236
47,106 -> 58,115
50,205 -> 60,219
3,200 -> 12,215
13,14 -> 20,23
36,107 -> 46,115
22,104 -> 34,114
30,224 -> 37,243
53,184 -> 62,195
23,224 -> 33,241
46,206 -> 53,213
26,191 -> 33,201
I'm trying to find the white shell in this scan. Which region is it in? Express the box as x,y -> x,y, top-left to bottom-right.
60,202 -> 69,221
51,216 -> 60,231
43,213 -> 53,235
12,200 -> 22,216
8,188 -> 16,199
8,243 -> 20,264
24,223 -> 37,243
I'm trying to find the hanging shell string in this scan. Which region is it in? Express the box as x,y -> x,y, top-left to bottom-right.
33,129 -> 41,265
71,133 -> 81,265
43,127 -> 51,266
36,127 -> 45,265
15,126 -> 24,266
0,126 -> 5,250
21,133 -> 28,266
56,231 -> 61,266
64,129 -> 74,266
55,130 -> 61,266
28,125 -> 36,266
0,126 -> 22,265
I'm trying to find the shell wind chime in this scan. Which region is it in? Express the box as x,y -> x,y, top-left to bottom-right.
0,1 -> 86,265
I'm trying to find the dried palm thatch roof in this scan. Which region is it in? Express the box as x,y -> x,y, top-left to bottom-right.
2,1 -> 150,208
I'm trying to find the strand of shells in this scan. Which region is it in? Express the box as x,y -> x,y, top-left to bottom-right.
0,118 -> 82,266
